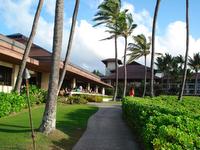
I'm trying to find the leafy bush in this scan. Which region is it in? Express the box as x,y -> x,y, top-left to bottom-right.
122,96 -> 200,150
65,94 -> 103,104
67,95 -> 87,104
82,95 -> 103,103
21,85 -> 47,105
0,85 -> 47,118
0,92 -> 25,117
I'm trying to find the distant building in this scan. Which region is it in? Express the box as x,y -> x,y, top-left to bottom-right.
101,59 -> 160,87
0,33 -> 111,94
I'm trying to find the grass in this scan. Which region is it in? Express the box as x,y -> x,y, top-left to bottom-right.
0,103 -> 98,150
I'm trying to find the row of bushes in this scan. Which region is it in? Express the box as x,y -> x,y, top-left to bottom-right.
122,96 -> 200,150
58,94 -> 103,104
0,85 -> 47,118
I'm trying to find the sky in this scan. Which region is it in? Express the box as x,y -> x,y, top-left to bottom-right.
0,0 -> 200,74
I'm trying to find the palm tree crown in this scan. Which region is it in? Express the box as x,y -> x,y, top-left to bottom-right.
127,34 -> 151,62
188,52 -> 200,73
127,34 -> 151,97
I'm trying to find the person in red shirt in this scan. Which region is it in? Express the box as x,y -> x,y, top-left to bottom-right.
129,87 -> 135,97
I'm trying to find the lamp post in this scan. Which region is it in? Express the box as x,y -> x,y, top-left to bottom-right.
23,68 -> 36,150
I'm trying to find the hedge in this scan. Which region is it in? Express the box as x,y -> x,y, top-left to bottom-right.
0,85 -> 47,118
122,96 -> 200,150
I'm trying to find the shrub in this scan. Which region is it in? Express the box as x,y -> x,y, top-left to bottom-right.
0,92 -> 25,117
0,85 -> 47,118
82,95 -> 103,103
122,96 -> 200,150
65,94 -> 103,104
21,85 -> 47,105
67,95 -> 87,104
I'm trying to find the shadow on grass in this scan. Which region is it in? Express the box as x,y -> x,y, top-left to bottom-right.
0,123 -> 31,133
52,106 -> 98,150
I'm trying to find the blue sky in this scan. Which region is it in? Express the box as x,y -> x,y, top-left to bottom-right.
0,0 -> 200,73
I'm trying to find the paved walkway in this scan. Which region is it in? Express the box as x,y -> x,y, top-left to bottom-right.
73,103 -> 139,150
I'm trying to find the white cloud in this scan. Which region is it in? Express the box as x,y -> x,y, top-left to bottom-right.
157,21 -> 200,57
44,0 -> 56,16
1,0 -> 200,74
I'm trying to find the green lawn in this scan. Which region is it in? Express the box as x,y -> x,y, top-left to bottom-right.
0,103 -> 98,150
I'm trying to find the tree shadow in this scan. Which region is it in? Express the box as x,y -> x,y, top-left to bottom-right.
0,123 -> 31,133
51,106 -> 98,150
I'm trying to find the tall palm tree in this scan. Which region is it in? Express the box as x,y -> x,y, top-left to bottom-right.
93,0 -> 121,101
57,0 -> 80,94
117,11 -> 137,98
150,0 -> 161,98
178,0 -> 189,101
39,0 -> 64,134
127,34 -> 151,97
14,0 -> 44,93
188,53 -> 200,95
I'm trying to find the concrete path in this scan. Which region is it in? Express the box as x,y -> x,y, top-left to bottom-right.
73,103 -> 139,150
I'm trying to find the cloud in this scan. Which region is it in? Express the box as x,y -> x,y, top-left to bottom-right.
1,0 -> 200,74
44,0 -> 56,16
157,21 -> 200,57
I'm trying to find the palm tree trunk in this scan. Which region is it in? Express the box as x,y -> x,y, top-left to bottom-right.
143,55 -> 147,97
178,0 -> 189,101
57,0 -> 79,94
39,0 -> 64,135
194,71 -> 198,95
14,0 -> 44,93
150,0 -> 161,98
113,35 -> 118,101
123,36 -> 127,98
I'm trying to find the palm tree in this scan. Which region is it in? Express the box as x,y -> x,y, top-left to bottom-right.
118,11 -> 137,98
14,0 -> 44,93
178,0 -> 189,101
155,53 -> 174,92
127,34 -> 150,97
39,0 -> 64,134
93,0 -> 121,101
188,53 -> 200,95
57,0 -> 80,94
150,0 -> 161,97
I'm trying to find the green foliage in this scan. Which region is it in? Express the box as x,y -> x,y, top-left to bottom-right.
66,94 -> 103,104
67,95 -> 88,104
83,95 -> 103,103
0,85 -> 47,118
0,92 -> 25,117
122,96 -> 200,150
105,87 -> 113,96
21,85 -> 47,105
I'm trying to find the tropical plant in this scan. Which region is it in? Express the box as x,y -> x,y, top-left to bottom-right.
57,0 -> 80,94
127,34 -> 150,97
188,52 -> 200,95
150,0 -> 161,97
179,0 -> 189,101
14,0 -> 44,93
93,0 -> 121,101
118,11 -> 137,98
39,0 -> 64,135
156,53 -> 174,91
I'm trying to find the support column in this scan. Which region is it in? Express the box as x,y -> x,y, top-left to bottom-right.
87,83 -> 90,92
95,85 -> 99,93
71,78 -> 76,89
101,87 -> 105,95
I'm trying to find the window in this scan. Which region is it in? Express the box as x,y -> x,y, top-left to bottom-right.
0,65 -> 12,86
